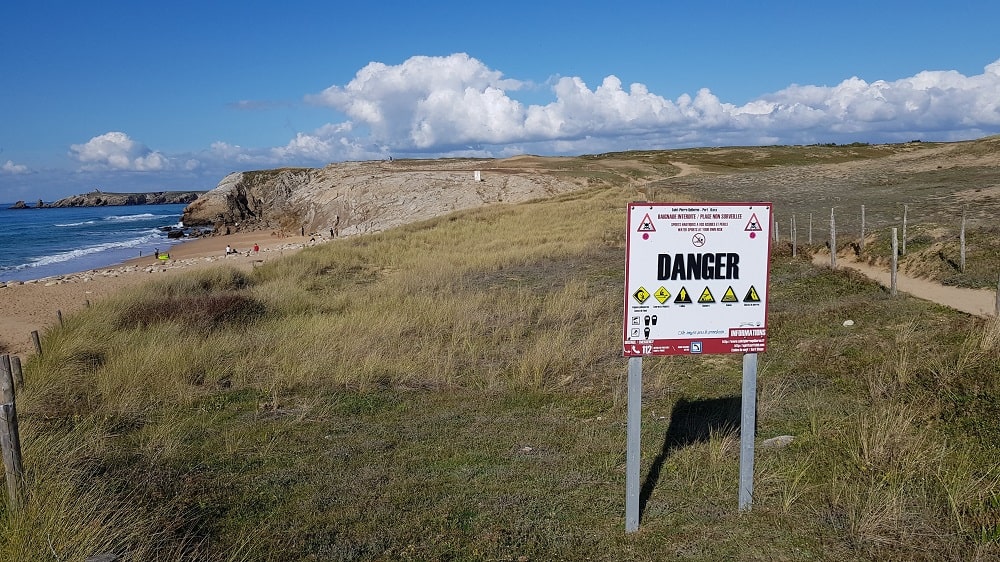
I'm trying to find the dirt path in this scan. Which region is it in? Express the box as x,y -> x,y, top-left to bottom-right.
670,161 -> 707,177
811,253 -> 998,317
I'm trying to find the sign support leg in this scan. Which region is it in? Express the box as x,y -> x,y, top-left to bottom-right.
625,356 -> 643,532
739,352 -> 758,512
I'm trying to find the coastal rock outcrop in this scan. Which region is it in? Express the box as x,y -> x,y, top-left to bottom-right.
181,158 -> 612,236
182,169 -> 311,231
7,200 -> 46,209
47,190 -> 204,208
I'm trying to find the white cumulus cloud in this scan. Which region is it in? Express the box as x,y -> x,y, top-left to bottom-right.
269,122 -> 374,162
69,132 -> 169,171
307,53 -> 529,150
1,160 -> 30,174
210,141 -> 256,163
303,54 -> 1000,156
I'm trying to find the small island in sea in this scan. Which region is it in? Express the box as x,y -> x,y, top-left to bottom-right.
8,189 -> 204,209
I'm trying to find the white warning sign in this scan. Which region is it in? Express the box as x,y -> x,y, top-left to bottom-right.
623,202 -> 772,356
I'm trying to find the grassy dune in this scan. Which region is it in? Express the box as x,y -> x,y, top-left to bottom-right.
3,149 -> 1000,560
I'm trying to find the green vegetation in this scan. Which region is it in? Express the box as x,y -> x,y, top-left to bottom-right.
3,145 -> 1000,560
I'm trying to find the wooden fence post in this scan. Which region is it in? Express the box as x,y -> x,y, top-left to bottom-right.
902,204 -> 908,256
0,403 -> 24,510
995,273 -> 999,317
1,356 -> 24,509
960,208 -> 967,273
11,356 -> 23,389
0,355 -> 10,386
861,204 -> 866,252
31,330 -> 41,357
791,215 -> 797,258
830,208 -> 837,268
1,357 -> 15,404
57,309 -> 64,328
891,228 -> 899,297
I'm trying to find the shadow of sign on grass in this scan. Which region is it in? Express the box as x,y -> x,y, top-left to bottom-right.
639,396 -> 743,521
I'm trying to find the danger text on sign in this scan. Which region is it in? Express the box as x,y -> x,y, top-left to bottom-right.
657,252 -> 740,281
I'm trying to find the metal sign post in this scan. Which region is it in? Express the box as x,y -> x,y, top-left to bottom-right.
739,352 -> 758,511
625,356 -> 643,532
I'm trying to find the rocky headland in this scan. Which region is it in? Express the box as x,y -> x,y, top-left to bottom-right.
8,190 -> 204,209
180,157 -> 647,236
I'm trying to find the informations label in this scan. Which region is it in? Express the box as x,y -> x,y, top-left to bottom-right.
623,202 -> 772,356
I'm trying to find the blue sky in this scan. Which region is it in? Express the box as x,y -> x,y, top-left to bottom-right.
2,1 -> 999,202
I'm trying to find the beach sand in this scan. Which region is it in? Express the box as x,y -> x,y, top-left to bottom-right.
0,230 -> 320,358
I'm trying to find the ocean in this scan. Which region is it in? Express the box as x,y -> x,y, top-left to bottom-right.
0,203 -> 190,283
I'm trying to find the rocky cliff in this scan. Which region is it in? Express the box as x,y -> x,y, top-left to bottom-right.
181,157 -> 648,236
46,190 -> 203,207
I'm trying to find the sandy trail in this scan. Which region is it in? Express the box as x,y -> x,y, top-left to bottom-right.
670,161 -> 706,178
811,252 -> 998,317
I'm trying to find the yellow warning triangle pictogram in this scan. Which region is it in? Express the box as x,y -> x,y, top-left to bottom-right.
744,285 -> 761,302
698,286 -> 715,304
721,286 -> 739,303
674,287 -> 693,304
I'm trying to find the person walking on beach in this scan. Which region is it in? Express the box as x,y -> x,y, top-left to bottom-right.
225,244 -> 232,256
253,243 -> 259,254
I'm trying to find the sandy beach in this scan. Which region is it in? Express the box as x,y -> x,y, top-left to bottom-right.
0,230 -> 319,358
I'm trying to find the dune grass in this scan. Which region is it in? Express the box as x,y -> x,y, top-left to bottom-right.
2,169 -> 999,560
